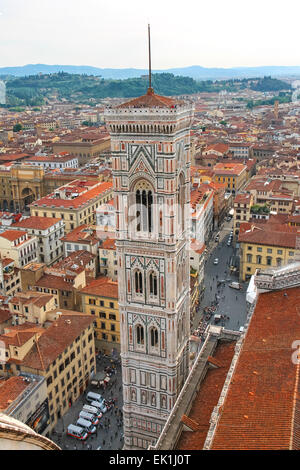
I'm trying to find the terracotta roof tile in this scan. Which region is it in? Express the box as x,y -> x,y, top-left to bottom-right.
211,287 -> 300,450
0,376 -> 30,411
80,276 -> 118,299
20,311 -> 94,370
116,88 -> 184,109
176,342 -> 236,450
11,216 -> 62,230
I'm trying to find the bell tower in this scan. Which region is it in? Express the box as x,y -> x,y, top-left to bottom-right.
104,29 -> 194,450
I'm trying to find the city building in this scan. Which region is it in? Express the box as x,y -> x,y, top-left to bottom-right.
30,251 -> 95,311
0,258 -> 21,297
0,230 -> 38,268
24,154 -> 78,170
190,185 -> 214,245
238,217 -> 300,281
80,276 -> 119,353
0,310 -> 96,432
52,132 -> 110,165
233,192 -> 254,236
61,224 -> 100,260
96,200 -> 116,237
0,165 -> 45,213
10,216 -> 65,265
30,180 -> 113,233
8,291 -> 56,326
0,374 -> 50,436
213,162 -> 247,194
98,238 -> 117,280
245,177 -> 294,214
228,142 -> 252,160
104,85 -> 194,449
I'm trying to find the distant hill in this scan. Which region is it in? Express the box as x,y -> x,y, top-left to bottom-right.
2,72 -> 291,107
1,64 -> 300,80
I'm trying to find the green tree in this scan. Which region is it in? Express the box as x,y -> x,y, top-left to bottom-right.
13,123 -> 23,132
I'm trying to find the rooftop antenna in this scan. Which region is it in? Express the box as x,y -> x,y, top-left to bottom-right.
147,23 -> 154,95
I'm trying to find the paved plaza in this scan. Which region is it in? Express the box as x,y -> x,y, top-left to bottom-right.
50,353 -> 124,451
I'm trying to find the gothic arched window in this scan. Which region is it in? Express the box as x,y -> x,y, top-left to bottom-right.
134,182 -> 153,234
149,271 -> 158,296
150,327 -> 158,347
135,270 -> 143,294
136,324 -> 144,345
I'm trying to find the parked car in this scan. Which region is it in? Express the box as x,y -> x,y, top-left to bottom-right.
76,417 -> 97,434
214,314 -> 221,324
82,404 -> 103,420
79,411 -> 99,426
213,258 -> 219,265
90,400 -> 107,414
86,392 -> 103,403
229,282 -> 242,290
66,424 -> 88,441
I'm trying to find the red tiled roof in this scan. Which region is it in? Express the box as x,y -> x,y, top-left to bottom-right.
0,376 -> 30,411
238,222 -> 299,248
101,238 -> 116,250
116,88 -> 184,109
61,224 -> 98,245
0,329 -> 39,347
81,276 -> 118,299
31,181 -> 112,209
11,216 -> 62,230
20,311 -> 94,371
213,162 -> 246,176
211,287 -> 300,450
234,193 -> 252,205
35,274 -> 74,291
176,342 -> 236,450
205,143 -> 229,154
0,308 -> 11,324
0,230 -> 28,242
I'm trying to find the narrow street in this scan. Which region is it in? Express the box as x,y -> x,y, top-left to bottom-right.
192,218 -> 248,336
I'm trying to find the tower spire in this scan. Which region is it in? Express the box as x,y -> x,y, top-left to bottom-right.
147,23 -> 154,95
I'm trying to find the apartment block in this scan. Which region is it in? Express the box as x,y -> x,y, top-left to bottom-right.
80,276 -> 119,353
30,180 -> 113,233
10,216 -> 65,265
0,311 -> 96,432
0,230 -> 38,268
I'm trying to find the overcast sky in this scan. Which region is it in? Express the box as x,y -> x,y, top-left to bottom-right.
0,0 -> 300,69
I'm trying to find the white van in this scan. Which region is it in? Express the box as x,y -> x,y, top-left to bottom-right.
67,424 -> 88,440
86,391 -> 103,403
79,411 -> 99,426
91,400 -> 107,414
82,404 -> 103,419
76,417 -> 96,434
229,282 -> 241,290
